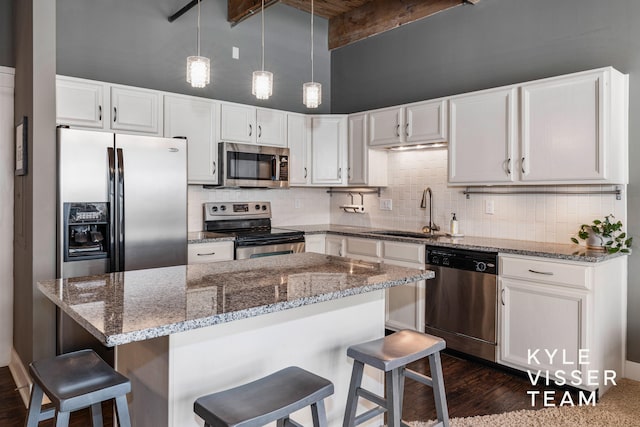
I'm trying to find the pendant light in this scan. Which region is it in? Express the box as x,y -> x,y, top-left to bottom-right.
252,0 -> 273,100
303,0 -> 321,108
186,0 -> 210,88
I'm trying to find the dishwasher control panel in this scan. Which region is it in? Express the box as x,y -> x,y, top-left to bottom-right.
426,247 -> 498,274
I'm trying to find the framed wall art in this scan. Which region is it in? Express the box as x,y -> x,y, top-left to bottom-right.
15,116 -> 27,176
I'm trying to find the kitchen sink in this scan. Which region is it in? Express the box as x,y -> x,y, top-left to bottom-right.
368,230 -> 438,239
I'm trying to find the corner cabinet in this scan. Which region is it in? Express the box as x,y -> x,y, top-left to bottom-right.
310,115 -> 348,186
348,113 -> 387,186
498,254 -> 626,395
164,95 -> 218,185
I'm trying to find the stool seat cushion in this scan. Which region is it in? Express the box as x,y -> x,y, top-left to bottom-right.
347,330 -> 445,371
194,366 -> 334,427
29,349 -> 131,413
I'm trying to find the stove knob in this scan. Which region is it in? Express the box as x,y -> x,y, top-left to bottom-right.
432,256 -> 439,264
475,261 -> 487,272
442,257 -> 450,266
220,205 -> 226,211
211,206 -> 218,212
255,204 -> 261,210
261,205 -> 267,211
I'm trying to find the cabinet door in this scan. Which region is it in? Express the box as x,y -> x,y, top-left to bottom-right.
288,113 -> 310,186
369,107 -> 403,147
500,278 -> 588,378
348,114 -> 368,185
311,116 -> 347,185
164,95 -> 218,185
56,77 -> 105,129
219,103 -> 255,143
325,236 -> 345,257
405,99 -> 447,143
188,241 -> 234,264
520,71 -> 605,182
110,86 -> 160,134
305,234 -> 326,254
256,108 -> 286,147
448,87 -> 517,184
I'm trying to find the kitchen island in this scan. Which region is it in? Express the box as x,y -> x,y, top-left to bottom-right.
38,252 -> 433,427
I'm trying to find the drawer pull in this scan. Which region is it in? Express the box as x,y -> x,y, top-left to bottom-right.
197,252 -> 216,256
528,269 -> 554,276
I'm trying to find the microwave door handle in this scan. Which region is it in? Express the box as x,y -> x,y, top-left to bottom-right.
116,148 -> 125,272
272,156 -> 277,181
107,147 -> 116,273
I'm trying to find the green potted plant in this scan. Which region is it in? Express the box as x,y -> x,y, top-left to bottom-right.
571,214 -> 632,253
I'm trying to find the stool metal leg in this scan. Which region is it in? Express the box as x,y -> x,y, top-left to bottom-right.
91,403 -> 103,427
428,352 -> 450,427
114,395 -> 132,427
25,383 -> 44,427
311,399 -> 328,427
385,369 -> 402,427
54,411 -> 71,427
343,360 -> 365,427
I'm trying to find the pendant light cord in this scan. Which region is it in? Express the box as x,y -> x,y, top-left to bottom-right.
261,0 -> 265,71
310,0 -> 314,82
197,0 -> 201,56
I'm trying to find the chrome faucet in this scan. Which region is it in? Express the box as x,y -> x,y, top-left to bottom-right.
420,187 -> 440,235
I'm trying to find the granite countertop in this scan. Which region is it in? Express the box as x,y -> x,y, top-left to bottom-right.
290,224 -> 622,263
187,231 -> 235,244
38,253 -> 432,347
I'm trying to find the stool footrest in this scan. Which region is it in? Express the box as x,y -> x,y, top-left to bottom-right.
354,406 -> 386,426
357,388 -> 387,408
282,417 -> 304,427
404,368 -> 434,387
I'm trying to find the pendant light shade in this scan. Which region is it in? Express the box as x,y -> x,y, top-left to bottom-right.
303,0 -> 321,108
186,0 -> 210,88
253,0 -> 273,100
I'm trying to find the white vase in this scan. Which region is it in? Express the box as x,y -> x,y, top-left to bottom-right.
586,229 -> 606,250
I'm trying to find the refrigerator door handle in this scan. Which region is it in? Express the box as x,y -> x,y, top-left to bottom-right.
117,148 -> 125,271
107,147 -> 117,272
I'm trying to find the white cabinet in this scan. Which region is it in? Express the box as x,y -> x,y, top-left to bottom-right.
56,76 -> 106,129
187,241 -> 234,264
325,235 -> 346,257
368,99 -> 447,148
498,254 -> 626,394
310,115 -> 348,186
448,87 -> 517,184
219,103 -> 286,147
164,95 -> 218,185
56,76 -> 162,135
288,113 -> 311,186
520,68 -> 628,184
344,237 -> 382,262
305,234 -> 326,254
348,113 -> 387,186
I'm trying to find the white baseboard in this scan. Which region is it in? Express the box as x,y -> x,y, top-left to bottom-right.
624,359 -> 640,381
8,348 -> 31,407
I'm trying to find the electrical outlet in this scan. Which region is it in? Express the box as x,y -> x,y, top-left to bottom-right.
294,199 -> 302,209
379,199 -> 393,211
232,46 -> 239,59
485,200 -> 495,215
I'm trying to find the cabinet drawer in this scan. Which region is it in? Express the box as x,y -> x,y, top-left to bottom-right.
188,242 -> 234,264
345,237 -> 381,258
383,241 -> 425,265
499,256 -> 591,289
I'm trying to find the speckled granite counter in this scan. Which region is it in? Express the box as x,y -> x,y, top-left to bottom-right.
187,231 -> 234,244
292,224 -> 621,262
37,252 -> 432,347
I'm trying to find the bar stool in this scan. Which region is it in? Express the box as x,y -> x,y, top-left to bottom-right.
343,330 -> 449,427
194,366 -> 334,427
25,349 -> 131,427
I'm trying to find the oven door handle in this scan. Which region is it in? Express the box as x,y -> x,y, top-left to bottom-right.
236,235 -> 305,247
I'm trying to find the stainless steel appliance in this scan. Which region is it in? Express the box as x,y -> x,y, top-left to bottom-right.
425,246 -> 498,362
57,127 -> 187,362
203,202 -> 304,259
218,142 -> 289,188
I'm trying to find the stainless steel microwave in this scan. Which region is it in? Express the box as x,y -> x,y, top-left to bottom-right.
218,142 -> 289,188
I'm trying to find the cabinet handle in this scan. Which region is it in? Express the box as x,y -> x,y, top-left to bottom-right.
405,122 -> 409,137
212,161 -> 216,175
521,157 -> 526,174
197,252 -> 216,256
338,167 -> 342,179
98,105 -> 102,121
506,158 -> 511,175
258,125 -> 262,138
528,269 -> 554,276
113,107 -> 117,123
249,124 -> 252,137
395,124 -> 400,137
348,167 -> 351,180
304,167 -> 308,179
501,289 -> 505,306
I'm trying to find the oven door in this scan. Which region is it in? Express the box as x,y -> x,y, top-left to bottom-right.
236,241 -> 305,259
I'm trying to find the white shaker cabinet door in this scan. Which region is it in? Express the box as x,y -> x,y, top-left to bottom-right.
405,99 -> 447,144
256,108 -> 286,147
56,76 -> 106,129
288,113 -> 310,186
219,103 -> 256,143
311,116 -> 347,186
110,86 -> 161,135
369,107 -> 403,147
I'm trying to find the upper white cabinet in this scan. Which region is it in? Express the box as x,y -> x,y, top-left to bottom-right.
520,68 -> 628,184
310,115 -> 348,186
56,76 -> 162,135
369,99 -> 447,148
449,67 -> 628,185
348,113 -> 387,186
288,113 -> 311,186
164,94 -> 218,185
219,102 -> 286,147
448,87 -> 517,184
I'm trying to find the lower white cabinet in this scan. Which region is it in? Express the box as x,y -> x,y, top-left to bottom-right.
187,241 -> 234,264
304,234 -> 326,254
325,235 -> 346,257
498,254 -> 626,394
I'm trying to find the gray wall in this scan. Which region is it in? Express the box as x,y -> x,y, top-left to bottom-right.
57,0 -> 330,114
0,0 -> 13,66
332,0 -> 640,362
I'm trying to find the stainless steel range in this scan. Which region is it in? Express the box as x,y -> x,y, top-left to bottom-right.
203,202 -> 305,259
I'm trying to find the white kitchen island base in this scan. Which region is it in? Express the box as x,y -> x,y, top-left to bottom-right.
116,290 -> 386,427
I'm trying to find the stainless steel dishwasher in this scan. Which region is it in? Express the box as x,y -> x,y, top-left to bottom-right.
425,246 -> 498,362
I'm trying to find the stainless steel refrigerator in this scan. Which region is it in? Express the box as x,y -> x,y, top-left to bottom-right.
56,127 -> 187,363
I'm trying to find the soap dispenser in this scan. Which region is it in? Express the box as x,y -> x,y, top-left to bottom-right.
450,213 -> 459,235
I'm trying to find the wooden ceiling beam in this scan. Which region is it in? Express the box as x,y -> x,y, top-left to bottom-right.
228,0 -> 280,26
328,0 -> 475,50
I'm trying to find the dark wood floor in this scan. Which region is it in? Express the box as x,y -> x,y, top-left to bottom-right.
0,352 -> 570,426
